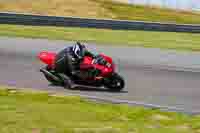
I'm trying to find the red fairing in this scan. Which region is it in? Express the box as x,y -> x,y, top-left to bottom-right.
99,54 -> 115,72
80,55 -> 114,77
80,56 -> 93,70
97,64 -> 113,76
38,51 -> 56,68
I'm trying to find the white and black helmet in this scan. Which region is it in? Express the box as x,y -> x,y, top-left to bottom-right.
72,42 -> 86,59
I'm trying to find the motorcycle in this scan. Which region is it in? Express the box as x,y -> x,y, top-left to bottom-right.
37,51 -> 125,91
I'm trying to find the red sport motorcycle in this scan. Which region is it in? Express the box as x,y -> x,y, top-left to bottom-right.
38,51 -> 125,91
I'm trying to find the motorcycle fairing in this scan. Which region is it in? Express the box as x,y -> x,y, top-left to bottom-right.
38,51 -> 56,68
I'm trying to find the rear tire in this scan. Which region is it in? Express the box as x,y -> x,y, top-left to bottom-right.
105,73 -> 125,92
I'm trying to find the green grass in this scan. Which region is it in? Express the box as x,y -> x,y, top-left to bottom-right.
0,86 -> 199,133
1,24 -> 200,51
0,0 -> 200,24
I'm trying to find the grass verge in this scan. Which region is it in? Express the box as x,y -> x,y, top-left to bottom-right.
1,24 -> 200,51
0,86 -> 199,133
0,0 -> 200,24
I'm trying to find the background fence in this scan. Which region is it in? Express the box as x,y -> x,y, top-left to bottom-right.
0,12 -> 200,33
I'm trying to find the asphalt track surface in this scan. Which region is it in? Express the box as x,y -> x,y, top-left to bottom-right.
1,37 -> 200,114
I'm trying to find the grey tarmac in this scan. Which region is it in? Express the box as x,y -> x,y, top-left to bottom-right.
1,36 -> 200,114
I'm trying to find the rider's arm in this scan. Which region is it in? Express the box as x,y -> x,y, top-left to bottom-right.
84,50 -> 95,58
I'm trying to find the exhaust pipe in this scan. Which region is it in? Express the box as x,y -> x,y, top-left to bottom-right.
40,68 -> 61,82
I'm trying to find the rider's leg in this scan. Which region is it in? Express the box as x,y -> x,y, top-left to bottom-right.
54,52 -> 66,73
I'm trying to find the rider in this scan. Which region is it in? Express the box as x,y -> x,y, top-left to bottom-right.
54,41 -> 95,77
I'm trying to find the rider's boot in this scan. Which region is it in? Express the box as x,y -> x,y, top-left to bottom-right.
58,73 -> 76,89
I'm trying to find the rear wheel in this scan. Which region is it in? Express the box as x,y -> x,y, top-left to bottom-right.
105,73 -> 125,91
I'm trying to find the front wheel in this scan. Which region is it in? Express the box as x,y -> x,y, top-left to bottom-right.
105,73 -> 125,91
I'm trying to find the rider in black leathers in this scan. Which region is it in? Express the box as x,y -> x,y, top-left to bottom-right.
54,42 -> 95,77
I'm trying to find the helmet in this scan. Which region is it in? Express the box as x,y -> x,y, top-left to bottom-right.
72,42 -> 86,59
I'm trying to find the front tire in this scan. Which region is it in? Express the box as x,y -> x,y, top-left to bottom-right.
105,73 -> 125,92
